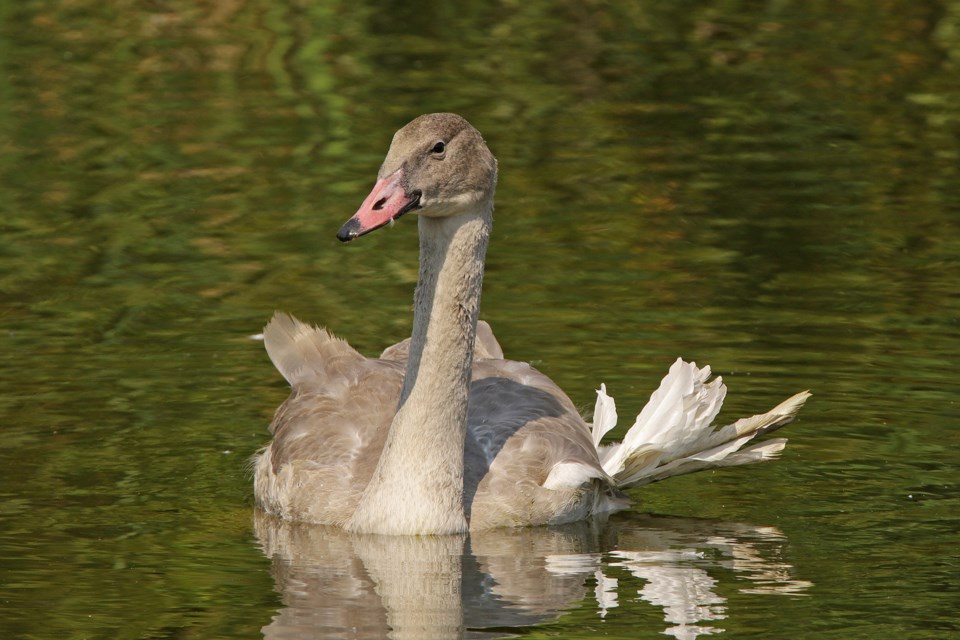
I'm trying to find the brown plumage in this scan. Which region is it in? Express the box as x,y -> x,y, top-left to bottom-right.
253,113 -> 809,535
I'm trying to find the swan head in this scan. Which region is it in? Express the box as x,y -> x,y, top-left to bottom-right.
337,113 -> 498,242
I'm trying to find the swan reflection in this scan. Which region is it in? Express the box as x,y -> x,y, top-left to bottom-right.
254,512 -> 811,639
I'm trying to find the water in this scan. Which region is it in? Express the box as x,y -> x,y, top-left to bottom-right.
1,1 -> 958,638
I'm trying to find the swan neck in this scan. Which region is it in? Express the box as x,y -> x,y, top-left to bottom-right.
404,211 -> 490,402
348,205 -> 492,534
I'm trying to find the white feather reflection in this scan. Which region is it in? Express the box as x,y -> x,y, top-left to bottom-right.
608,549 -> 725,639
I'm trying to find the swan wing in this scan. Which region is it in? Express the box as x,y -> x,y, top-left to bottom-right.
464,358 -> 612,528
255,313 -> 404,524
600,359 -> 810,489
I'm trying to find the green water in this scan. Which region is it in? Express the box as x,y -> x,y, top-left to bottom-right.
1,1 -> 958,638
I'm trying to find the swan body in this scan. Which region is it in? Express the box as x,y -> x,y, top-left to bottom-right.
253,113 -> 809,535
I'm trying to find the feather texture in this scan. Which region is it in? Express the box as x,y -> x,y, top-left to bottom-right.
593,359 -> 810,489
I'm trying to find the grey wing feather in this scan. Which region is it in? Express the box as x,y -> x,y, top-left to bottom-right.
464,359 -> 608,528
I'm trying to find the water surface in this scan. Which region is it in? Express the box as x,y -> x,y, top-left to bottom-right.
1,1 -> 958,638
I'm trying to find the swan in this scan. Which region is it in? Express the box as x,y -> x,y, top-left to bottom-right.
253,113 -> 809,535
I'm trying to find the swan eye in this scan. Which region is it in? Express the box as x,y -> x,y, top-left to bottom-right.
430,141 -> 446,155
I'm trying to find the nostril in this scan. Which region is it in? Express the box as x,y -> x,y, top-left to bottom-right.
372,198 -> 387,211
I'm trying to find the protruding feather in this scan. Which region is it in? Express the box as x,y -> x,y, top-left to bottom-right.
591,384 -> 618,448
594,359 -> 809,489
263,312 -> 364,388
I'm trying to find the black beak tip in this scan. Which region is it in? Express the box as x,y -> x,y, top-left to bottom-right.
336,218 -> 361,243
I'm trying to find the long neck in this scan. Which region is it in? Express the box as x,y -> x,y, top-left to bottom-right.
348,206 -> 491,535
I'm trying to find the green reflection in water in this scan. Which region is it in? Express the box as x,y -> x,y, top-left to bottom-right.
0,0 -> 958,638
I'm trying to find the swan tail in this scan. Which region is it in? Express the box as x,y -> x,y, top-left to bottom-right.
593,359 -> 809,490
263,312 -> 362,387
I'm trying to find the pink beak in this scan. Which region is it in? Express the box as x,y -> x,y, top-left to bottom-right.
337,169 -> 420,242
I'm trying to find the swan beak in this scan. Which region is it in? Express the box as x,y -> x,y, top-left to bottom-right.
337,169 -> 422,242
